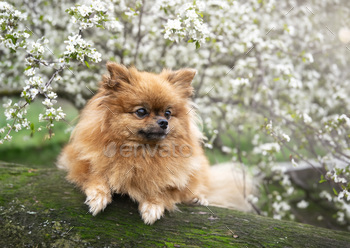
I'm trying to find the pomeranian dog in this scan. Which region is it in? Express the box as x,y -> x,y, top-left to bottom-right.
57,62 -> 252,224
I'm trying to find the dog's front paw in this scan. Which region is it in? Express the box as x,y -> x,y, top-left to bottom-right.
192,196 -> 209,206
139,202 -> 164,225
85,186 -> 112,216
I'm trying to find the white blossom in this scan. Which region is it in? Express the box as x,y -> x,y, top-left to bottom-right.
297,200 -> 309,209
338,27 -> 350,44
282,134 -> 290,142
14,123 -> 22,132
3,134 -> 12,141
166,19 -> 182,30
320,191 -> 332,202
302,113 -> 312,124
291,158 -> 299,167
338,190 -> 350,201
42,98 -> 53,107
24,68 -> 36,77
253,143 -> 280,156
221,146 -> 232,153
339,114 -> 350,127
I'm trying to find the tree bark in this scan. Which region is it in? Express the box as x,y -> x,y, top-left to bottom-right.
0,162 -> 349,247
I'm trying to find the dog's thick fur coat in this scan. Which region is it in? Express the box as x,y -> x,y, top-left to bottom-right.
57,63 -> 252,224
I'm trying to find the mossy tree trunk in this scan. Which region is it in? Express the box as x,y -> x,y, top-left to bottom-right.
0,162 -> 349,247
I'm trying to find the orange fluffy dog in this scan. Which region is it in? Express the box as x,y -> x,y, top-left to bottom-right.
57,62 -> 252,224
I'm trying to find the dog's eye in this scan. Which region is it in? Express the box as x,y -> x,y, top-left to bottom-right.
135,108 -> 148,118
164,110 -> 171,119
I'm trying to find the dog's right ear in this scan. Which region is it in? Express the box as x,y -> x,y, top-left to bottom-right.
163,68 -> 196,98
102,62 -> 132,90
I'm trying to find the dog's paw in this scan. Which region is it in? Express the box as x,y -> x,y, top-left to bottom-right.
192,196 -> 209,206
85,186 -> 112,216
139,202 -> 164,225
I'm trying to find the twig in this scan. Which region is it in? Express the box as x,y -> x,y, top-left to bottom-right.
133,0 -> 145,64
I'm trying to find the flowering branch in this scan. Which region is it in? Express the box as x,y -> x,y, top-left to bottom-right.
0,1 -> 118,143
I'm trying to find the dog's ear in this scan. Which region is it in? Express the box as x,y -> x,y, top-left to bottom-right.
102,62 -> 132,90
165,68 -> 196,98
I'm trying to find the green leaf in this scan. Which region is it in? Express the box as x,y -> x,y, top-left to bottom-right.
319,175 -> 326,183
333,188 -> 338,196
30,122 -> 35,137
188,39 -> 194,43
25,97 -> 31,104
84,60 -> 90,68
195,41 -> 200,49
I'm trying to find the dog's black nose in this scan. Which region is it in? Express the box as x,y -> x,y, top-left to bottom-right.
157,119 -> 168,129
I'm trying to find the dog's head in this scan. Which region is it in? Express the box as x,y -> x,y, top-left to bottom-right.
98,62 -> 196,143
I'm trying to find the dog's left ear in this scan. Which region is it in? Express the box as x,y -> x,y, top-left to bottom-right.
102,62 -> 134,90
165,68 -> 196,98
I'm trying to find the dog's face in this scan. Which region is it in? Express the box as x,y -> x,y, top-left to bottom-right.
99,62 -> 196,144
131,103 -> 171,140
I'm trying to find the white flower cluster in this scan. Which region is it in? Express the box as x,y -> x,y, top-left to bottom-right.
323,166 -> 350,227
339,114 -> 350,127
271,194 -> 293,220
0,3 -> 70,142
19,75 -> 66,132
302,113 -> 312,124
320,189 -> 350,228
0,1 -> 117,142
1,99 -> 30,144
6,60 -> 67,141
253,142 -> 280,156
30,39 -> 47,56
24,37 -> 49,73
326,168 -> 348,185
320,190 -> 333,202
21,76 -> 46,101
39,106 -> 66,123
64,34 -> 102,63
164,1 -> 210,47
264,121 -> 291,143
0,2 -> 29,51
67,0 -> 122,31
67,0 -> 108,30
229,78 -> 250,93
296,200 -> 309,209
338,190 -> 350,201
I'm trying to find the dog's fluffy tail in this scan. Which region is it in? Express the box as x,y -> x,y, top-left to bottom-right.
207,163 -> 255,211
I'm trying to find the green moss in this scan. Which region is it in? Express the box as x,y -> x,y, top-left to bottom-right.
1,163 -> 349,247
